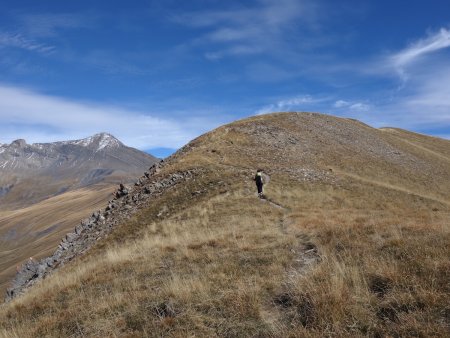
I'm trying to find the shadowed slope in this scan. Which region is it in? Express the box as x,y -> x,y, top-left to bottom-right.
0,112 -> 449,337
0,185 -> 114,296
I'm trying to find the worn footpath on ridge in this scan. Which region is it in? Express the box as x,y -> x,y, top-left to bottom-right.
1,112 -> 449,337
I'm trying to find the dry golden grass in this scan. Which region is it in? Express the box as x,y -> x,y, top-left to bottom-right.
1,173 -> 448,337
0,184 -> 289,337
0,113 -> 449,337
0,185 -> 114,296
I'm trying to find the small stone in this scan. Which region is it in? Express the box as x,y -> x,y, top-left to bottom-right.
66,233 -> 77,243
75,225 -> 83,235
37,264 -> 47,276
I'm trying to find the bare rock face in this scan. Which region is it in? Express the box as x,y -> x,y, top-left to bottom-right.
5,160 -> 202,301
10,139 -> 27,148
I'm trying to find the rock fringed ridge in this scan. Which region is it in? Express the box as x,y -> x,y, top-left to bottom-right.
5,161 -> 201,301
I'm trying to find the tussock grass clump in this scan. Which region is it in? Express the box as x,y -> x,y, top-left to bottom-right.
271,194 -> 450,337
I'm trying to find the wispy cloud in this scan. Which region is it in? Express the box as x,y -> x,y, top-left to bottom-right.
347,27 -> 450,134
368,28 -> 450,130
391,69 -> 450,128
391,28 -> 450,68
334,100 -> 370,112
0,12 -> 96,64
333,100 -> 349,108
0,12 -> 94,55
172,0 -> 313,30
18,13 -> 94,38
381,28 -> 450,83
0,84 -> 216,149
0,32 -> 55,54
172,0 -> 318,59
256,95 -> 372,116
256,95 -> 327,115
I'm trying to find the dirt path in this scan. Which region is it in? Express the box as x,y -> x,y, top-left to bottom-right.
258,193 -> 320,332
380,129 -> 450,164
335,169 -> 450,207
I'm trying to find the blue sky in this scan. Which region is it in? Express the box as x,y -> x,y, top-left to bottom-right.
0,0 -> 449,157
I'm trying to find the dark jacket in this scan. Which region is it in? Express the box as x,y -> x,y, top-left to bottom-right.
254,173 -> 263,186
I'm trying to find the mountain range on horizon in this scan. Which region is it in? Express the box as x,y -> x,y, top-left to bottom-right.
0,132 -> 157,209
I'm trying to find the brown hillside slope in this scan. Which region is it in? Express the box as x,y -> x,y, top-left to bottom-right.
0,112 -> 449,337
0,184 -> 114,296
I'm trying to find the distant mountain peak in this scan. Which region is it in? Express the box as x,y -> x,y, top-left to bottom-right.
0,132 -> 157,206
95,133 -> 122,151
68,133 -> 123,151
91,132 -> 117,140
0,132 -> 154,175
10,139 -> 27,148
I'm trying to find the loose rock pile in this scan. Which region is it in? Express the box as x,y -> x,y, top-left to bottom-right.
280,167 -> 338,184
5,160 -> 202,301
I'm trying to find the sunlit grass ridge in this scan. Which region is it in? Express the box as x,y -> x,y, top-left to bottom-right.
1,112 -> 449,337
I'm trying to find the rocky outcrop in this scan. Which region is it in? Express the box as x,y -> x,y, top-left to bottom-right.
5,160 -> 202,301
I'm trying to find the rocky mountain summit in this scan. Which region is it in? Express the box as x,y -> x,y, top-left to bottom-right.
0,133 -> 158,208
0,133 -> 156,175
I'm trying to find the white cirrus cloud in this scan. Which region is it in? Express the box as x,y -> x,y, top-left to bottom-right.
18,13 -> 94,38
390,28 -> 450,68
0,32 -> 55,54
387,68 -> 450,128
256,95 -> 327,115
333,100 -> 350,108
368,28 -> 450,130
172,0 -> 319,59
334,100 -> 370,112
0,84 -> 216,150
381,27 -> 450,83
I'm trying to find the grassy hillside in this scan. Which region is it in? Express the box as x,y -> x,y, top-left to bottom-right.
1,112 -> 449,337
0,185 -> 113,297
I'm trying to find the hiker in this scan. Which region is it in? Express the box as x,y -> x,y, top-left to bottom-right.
254,169 -> 264,198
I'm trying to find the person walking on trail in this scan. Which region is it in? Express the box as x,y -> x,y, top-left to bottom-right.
254,169 -> 265,198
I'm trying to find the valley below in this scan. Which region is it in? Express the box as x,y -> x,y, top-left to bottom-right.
0,184 -> 113,296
